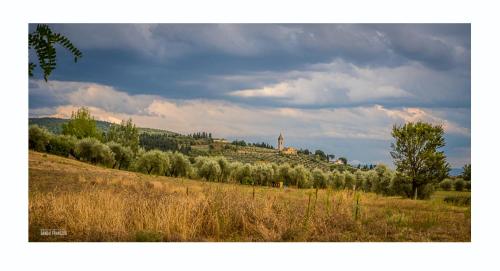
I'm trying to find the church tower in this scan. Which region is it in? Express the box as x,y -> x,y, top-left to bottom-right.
278,133 -> 284,151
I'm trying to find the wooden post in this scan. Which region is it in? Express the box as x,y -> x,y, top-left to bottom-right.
313,188 -> 319,212
414,187 -> 418,200
306,193 -> 312,218
354,193 -> 360,221
252,184 -> 255,200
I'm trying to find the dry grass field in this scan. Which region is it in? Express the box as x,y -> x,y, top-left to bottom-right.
29,151 -> 470,242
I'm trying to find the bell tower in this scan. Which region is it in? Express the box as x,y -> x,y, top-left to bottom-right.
278,133 -> 284,151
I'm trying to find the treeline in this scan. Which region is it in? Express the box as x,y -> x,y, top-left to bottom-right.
251,142 -> 274,149
188,131 -> 212,139
438,178 -> 471,192
355,164 -> 377,170
231,140 -> 274,149
296,148 -> 344,163
139,133 -> 192,154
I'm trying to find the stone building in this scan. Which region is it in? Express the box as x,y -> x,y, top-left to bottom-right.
277,133 -> 284,151
277,133 -> 297,155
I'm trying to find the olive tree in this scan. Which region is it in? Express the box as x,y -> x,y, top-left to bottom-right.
47,134 -> 77,157
344,171 -> 355,190
233,163 -> 253,185
199,159 -> 221,181
439,179 -> 453,191
278,163 -> 293,186
292,165 -> 312,188
168,152 -> 192,177
331,170 -> 345,190
312,168 -> 328,189
354,170 -> 365,190
252,163 -> 274,186
107,142 -> 134,170
135,150 -> 170,175
373,164 -> 393,195
29,125 -> 51,152
216,156 -> 231,182
364,170 -> 377,192
75,138 -> 115,167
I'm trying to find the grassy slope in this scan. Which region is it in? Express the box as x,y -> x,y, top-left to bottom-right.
29,151 -> 470,242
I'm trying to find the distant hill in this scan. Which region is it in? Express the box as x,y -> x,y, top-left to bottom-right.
449,168 -> 463,177
29,117 -> 180,136
29,117 -> 113,134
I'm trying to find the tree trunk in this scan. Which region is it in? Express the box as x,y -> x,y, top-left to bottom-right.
412,179 -> 418,199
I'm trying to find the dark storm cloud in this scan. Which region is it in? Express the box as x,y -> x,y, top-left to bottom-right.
29,24 -> 470,110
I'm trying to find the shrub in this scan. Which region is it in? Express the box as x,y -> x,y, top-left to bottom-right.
312,168 -> 327,189
439,179 -> 453,191
29,125 -> 51,152
444,195 -> 470,206
454,178 -> 466,191
107,141 -> 134,170
391,175 -> 434,199
135,150 -> 170,175
47,134 -> 77,157
418,183 -> 435,199
75,137 -> 115,167
135,230 -> 163,242
465,181 -> 471,191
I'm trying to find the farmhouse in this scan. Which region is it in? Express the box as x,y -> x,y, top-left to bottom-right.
332,159 -> 345,165
277,133 -> 297,155
213,138 -> 229,143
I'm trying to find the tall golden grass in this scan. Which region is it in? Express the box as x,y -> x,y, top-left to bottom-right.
29,151 -> 470,241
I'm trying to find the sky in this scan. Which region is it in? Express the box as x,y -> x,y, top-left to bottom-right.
28,24 -> 471,168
